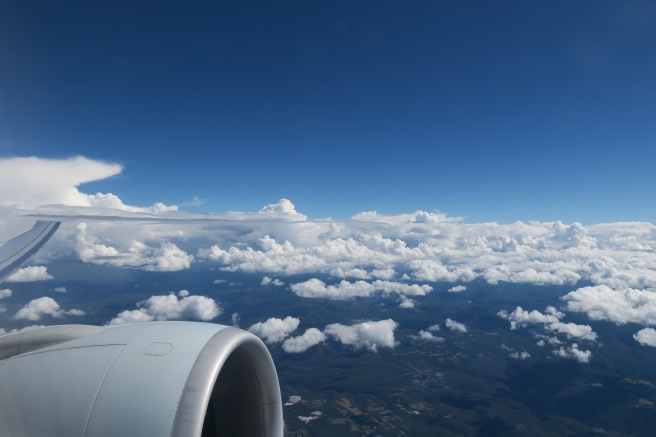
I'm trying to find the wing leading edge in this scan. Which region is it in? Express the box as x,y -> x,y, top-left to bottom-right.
0,221 -> 61,284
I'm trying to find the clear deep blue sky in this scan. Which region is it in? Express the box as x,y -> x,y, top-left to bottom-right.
1,1 -> 654,223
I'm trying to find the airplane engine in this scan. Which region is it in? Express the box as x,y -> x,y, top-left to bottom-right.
0,322 -> 283,437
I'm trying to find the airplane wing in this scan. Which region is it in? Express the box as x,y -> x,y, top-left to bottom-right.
0,220 -> 60,284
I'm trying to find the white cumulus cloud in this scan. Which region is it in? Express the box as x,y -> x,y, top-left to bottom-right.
282,328 -> 327,353
324,319 -> 398,352
6,266 -> 53,282
552,343 -> 592,363
108,292 -> 220,325
76,223 -> 193,272
634,328 -> 656,347
498,306 -> 597,341
0,156 -> 176,212
289,279 -> 431,300
411,330 -> 445,343
447,285 -> 467,293
261,276 -> 285,286
509,351 -> 531,360
13,297 -> 85,321
248,316 -> 300,344
445,318 -> 467,333
562,285 -> 656,326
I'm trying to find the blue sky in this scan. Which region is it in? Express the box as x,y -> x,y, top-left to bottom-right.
1,1 -> 654,223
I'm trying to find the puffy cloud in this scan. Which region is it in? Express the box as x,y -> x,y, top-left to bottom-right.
634,328 -> 656,347
108,292 -> 220,325
562,285 -> 656,326
498,306 -> 597,341
552,343 -> 592,363
6,266 -> 53,282
76,223 -> 193,272
0,289 -> 12,299
258,199 -> 307,220
3,157 -> 656,333
13,297 -> 85,321
0,156 -> 176,212
289,279 -> 432,300
231,312 -> 241,327
498,307 -> 562,329
445,318 -> 467,333
548,322 -> 597,341
324,319 -> 398,352
398,296 -> 415,309
248,317 -> 300,344
261,276 -> 285,286
509,351 -> 531,360
408,260 -> 477,283
178,290 -> 190,297
282,328 -> 327,353
447,285 -> 467,293
371,268 -> 396,280
411,330 -> 445,343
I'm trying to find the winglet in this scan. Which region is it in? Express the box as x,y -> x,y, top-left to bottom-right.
0,221 -> 61,284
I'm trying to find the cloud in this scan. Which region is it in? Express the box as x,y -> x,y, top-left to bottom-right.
411,330 -> 445,343
552,343 -> 592,363
0,156 -> 176,212
6,266 -> 53,282
2,156 -> 656,333
371,268 -> 396,280
76,223 -> 193,272
261,276 -> 285,286
324,319 -> 398,352
13,297 -> 85,321
445,318 -> 467,333
52,287 -> 68,293
398,296 -> 415,309
289,279 -> 432,300
634,328 -> 656,347
282,328 -> 327,353
562,285 -> 656,326
509,351 -> 531,360
447,285 -> 467,293
498,306 -> 597,341
108,292 -> 220,325
258,199 -> 306,220
231,312 -> 240,327
0,289 -> 12,299
497,306 -> 561,329
248,316 -> 300,344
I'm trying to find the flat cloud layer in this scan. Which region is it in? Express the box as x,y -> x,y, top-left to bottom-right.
2,156 -> 656,349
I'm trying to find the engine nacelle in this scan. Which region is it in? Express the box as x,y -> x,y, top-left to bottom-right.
0,322 -> 283,436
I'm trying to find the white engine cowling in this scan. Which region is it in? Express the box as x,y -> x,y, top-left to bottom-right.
0,322 -> 283,436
